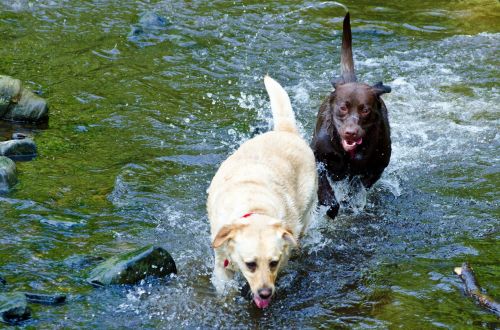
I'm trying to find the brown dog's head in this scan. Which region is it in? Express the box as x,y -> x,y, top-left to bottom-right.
212,214 -> 297,309
329,81 -> 391,153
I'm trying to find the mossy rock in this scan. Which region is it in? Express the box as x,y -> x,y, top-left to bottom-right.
0,156 -> 16,191
0,292 -> 31,325
0,139 -> 37,159
87,245 -> 177,286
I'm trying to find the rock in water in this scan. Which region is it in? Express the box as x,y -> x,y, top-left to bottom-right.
3,89 -> 48,122
0,156 -> 17,191
0,75 -> 48,122
0,292 -> 31,325
87,245 -> 177,286
24,292 -> 66,305
0,139 -> 37,159
0,76 -> 22,117
0,275 -> 5,285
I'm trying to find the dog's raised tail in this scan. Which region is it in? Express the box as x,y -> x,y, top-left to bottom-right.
340,12 -> 356,83
264,75 -> 298,135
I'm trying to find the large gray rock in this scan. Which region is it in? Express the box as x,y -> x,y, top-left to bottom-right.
87,245 -> 177,287
0,139 -> 37,158
0,292 -> 31,325
0,75 -> 48,122
0,156 -> 16,191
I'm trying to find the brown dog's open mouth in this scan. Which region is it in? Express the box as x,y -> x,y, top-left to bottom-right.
341,137 -> 363,152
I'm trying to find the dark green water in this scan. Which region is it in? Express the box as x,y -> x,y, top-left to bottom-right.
0,0 -> 498,328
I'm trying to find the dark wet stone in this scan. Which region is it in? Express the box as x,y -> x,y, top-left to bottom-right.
0,156 -> 17,191
0,75 -> 48,122
87,245 -> 177,287
139,11 -> 169,28
0,139 -> 37,158
24,292 -> 66,305
0,292 -> 31,325
0,275 -> 5,285
63,255 -> 104,269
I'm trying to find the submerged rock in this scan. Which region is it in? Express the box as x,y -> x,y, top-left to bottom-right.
0,292 -> 31,325
0,156 -> 16,191
0,75 -> 48,122
0,139 -> 37,159
87,245 -> 177,287
139,11 -> 169,28
0,275 -> 5,285
24,292 -> 66,305
128,11 -> 169,42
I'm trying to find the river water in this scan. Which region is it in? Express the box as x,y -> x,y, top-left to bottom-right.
0,0 -> 498,328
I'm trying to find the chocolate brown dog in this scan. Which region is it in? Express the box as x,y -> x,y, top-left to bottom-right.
311,12 -> 391,219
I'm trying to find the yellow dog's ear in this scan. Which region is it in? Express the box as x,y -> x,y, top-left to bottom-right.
272,223 -> 298,247
212,224 -> 244,248
281,229 -> 297,247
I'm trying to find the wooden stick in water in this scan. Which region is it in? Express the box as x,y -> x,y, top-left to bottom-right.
454,262 -> 500,317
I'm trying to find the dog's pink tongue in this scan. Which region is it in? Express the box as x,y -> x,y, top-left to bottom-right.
253,296 -> 271,309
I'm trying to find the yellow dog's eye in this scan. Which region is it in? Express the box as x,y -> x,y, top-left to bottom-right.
269,261 -> 279,269
245,262 -> 257,272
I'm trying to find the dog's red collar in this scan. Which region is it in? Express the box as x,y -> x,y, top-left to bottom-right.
241,212 -> 254,219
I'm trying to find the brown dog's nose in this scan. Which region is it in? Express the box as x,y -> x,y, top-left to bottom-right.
258,288 -> 272,299
344,128 -> 357,138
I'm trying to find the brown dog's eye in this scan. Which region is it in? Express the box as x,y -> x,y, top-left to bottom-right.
269,261 -> 279,269
339,105 -> 348,113
361,108 -> 370,115
245,262 -> 257,272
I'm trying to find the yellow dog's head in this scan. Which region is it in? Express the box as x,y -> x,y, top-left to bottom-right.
212,214 -> 297,308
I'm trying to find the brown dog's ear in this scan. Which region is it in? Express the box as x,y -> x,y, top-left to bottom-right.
372,81 -> 391,95
212,225 -> 240,249
331,76 -> 345,89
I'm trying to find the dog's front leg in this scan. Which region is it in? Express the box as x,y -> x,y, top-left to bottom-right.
212,251 -> 235,294
318,167 -> 340,219
361,167 -> 384,189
